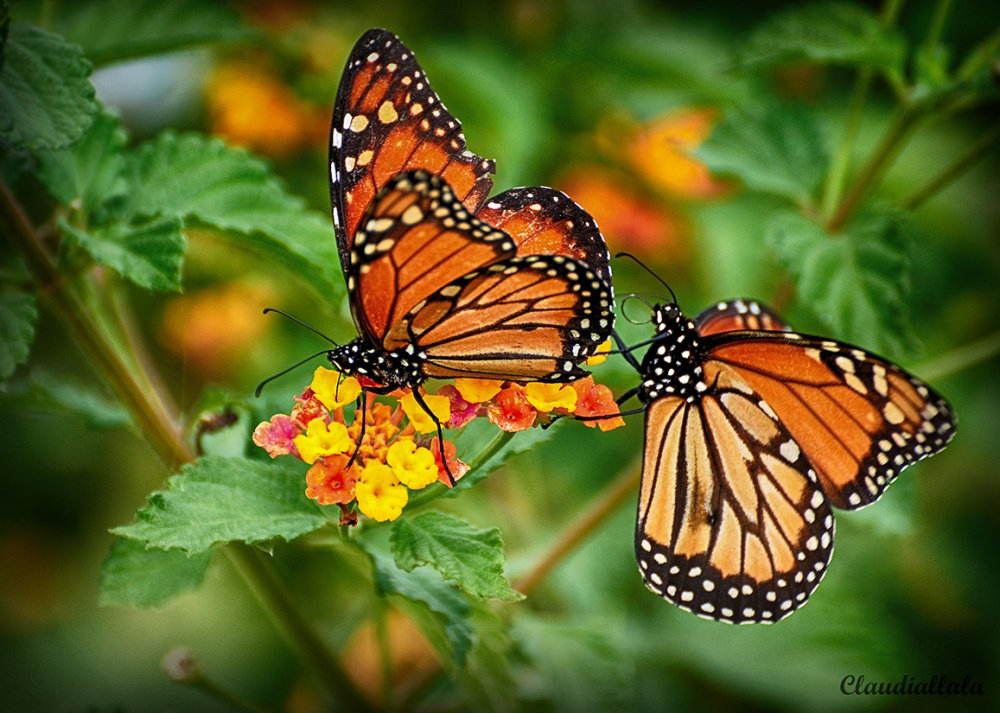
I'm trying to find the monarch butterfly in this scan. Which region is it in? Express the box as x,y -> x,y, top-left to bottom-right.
324,28 -> 614,399
625,297 -> 955,623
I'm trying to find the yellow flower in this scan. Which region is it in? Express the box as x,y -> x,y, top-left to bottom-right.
523,383 -> 577,413
294,419 -> 353,464
586,338 -> 613,366
399,392 -> 451,434
355,462 -> 408,522
387,438 -> 439,490
455,378 -> 504,404
311,367 -> 362,410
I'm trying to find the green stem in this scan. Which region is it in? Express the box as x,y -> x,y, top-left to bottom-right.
923,0 -> 954,58
827,106 -> 924,232
513,458 -> 640,596
0,180 -> 193,469
911,329 -> 1000,383
223,545 -> 378,713
820,0 -> 905,221
901,120 -> 1000,209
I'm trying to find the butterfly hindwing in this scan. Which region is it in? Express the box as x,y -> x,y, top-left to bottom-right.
330,28 -> 496,269
638,389 -> 834,623
694,298 -> 791,336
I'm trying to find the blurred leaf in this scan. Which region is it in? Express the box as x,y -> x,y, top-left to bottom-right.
35,107 -> 127,209
0,22 -> 96,150
126,132 -> 341,297
55,0 -> 254,66
99,537 -> 211,608
0,291 -> 36,379
391,511 -> 523,602
368,548 -> 475,667
28,369 -> 131,428
59,215 -> 185,292
734,1 -> 906,74
697,102 -> 827,206
457,608 -> 521,713
0,3 -> 9,70
514,616 -> 632,712
112,455 -> 326,554
767,209 -> 919,358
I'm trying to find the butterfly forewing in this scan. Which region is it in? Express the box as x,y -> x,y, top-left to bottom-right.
350,171 -> 515,345
706,332 -> 956,510
330,28 -> 496,268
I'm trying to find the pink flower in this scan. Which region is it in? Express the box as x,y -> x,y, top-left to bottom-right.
252,414 -> 301,458
437,384 -> 480,429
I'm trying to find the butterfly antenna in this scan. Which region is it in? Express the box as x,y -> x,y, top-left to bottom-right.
262,308 -> 339,346
614,252 -> 678,305
254,350 -> 330,397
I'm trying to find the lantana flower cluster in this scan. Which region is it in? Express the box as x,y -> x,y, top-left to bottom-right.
254,349 -> 624,523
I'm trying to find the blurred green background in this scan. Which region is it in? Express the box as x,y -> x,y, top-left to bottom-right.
2,0 -> 999,711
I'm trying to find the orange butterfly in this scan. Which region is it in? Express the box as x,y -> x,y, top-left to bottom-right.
626,298 -> 955,623
325,29 -> 614,393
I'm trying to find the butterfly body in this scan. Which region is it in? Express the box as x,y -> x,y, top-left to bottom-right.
632,300 -> 955,623
327,339 -> 425,392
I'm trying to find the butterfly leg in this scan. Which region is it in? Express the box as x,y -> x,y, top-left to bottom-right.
411,387 -> 455,486
612,329 -> 642,372
345,388 -> 369,471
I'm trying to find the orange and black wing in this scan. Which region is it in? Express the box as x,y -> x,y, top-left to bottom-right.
349,170 -> 515,346
330,28 -> 495,270
702,332 -> 955,510
476,187 -> 613,289
694,299 -> 791,336
403,254 -> 614,381
638,382 -> 834,623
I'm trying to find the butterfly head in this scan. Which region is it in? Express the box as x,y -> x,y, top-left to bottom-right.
638,304 -> 707,404
327,338 -> 426,391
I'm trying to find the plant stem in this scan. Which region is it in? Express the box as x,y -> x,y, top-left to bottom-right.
901,120 -> 1000,209
912,329 -> 1000,383
0,180 -> 193,469
827,106 -> 924,232
224,545 -> 378,713
820,0 -> 905,221
513,458 -> 641,596
923,0 -> 954,58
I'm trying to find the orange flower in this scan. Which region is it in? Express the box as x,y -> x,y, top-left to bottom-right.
486,384 -> 537,432
305,454 -> 356,505
627,108 -> 728,199
206,61 -> 327,157
571,377 -> 625,432
558,166 -> 686,262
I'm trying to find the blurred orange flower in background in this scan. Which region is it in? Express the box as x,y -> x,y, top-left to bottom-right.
626,108 -> 728,199
207,61 -> 328,157
159,280 -> 275,378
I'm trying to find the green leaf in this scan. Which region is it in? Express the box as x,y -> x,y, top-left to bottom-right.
767,209 -> 919,359
0,291 -> 37,379
457,607 -> 520,713
734,1 -> 906,74
99,537 -> 211,608
55,0 -> 254,66
369,548 -> 475,667
59,215 -> 186,292
111,455 -> 326,554
391,511 -> 523,603
696,102 -> 828,206
514,617 -> 632,712
0,22 -> 96,150
126,132 -> 341,297
28,369 -> 131,428
35,107 -> 127,210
